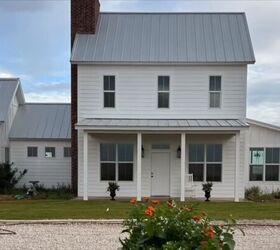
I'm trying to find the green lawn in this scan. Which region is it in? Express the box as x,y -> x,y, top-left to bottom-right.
0,200 -> 279,220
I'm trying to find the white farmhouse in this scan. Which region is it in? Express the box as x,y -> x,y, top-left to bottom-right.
1,0 -> 280,201
70,0 -> 280,201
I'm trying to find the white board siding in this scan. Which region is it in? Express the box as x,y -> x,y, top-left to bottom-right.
10,140 -> 71,188
78,65 -> 247,120
78,133 -> 245,199
0,94 -> 19,162
245,124 -> 280,192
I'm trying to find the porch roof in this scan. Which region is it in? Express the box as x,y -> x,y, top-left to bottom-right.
76,118 -> 248,131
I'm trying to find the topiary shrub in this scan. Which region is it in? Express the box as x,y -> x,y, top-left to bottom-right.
0,162 -> 27,194
120,199 -> 240,249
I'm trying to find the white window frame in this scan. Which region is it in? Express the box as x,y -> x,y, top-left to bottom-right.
249,147 -> 280,182
27,146 -> 38,158
100,143 -> 134,182
188,144 -> 223,182
103,75 -> 115,108
45,147 -> 56,158
158,76 -> 170,109
64,147 -> 71,158
209,76 -> 222,108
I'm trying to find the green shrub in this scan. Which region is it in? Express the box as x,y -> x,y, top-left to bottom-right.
33,183 -> 73,199
0,162 -> 27,194
120,199 -> 239,250
245,186 -> 277,202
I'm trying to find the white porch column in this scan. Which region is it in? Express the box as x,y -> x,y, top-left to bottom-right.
83,131 -> 88,201
180,133 -> 186,202
234,131 -> 240,202
137,132 -> 142,201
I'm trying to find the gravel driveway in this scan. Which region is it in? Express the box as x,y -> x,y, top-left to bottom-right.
1,223 -> 280,250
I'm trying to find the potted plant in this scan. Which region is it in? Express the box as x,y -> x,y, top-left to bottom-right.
107,182 -> 120,200
202,182 -> 213,202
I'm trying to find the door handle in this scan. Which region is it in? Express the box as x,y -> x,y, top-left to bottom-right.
151,172 -> 154,178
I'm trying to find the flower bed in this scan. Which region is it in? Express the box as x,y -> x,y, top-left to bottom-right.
120,198 -> 240,249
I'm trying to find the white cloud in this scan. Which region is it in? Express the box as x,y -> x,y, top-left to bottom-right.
25,92 -> 70,103
248,102 -> 280,126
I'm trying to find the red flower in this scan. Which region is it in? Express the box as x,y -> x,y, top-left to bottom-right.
145,206 -> 156,217
192,215 -> 202,223
206,226 -> 215,239
151,200 -> 160,206
130,198 -> 137,205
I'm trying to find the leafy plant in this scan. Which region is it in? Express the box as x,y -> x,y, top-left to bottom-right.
202,182 -> 213,192
245,186 -> 279,202
107,182 -> 120,200
120,199 -> 240,249
0,162 -> 27,194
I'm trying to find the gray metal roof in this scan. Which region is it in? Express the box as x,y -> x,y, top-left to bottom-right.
71,12 -> 255,64
9,103 -> 71,140
0,78 -> 25,122
76,118 -> 248,130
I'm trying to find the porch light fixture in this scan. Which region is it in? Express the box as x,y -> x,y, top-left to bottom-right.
177,146 -> 181,158
142,145 -> 145,158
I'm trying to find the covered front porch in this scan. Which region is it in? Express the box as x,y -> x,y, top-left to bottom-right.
76,119 -> 247,202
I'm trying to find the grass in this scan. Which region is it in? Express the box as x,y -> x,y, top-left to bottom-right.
0,199 -> 280,220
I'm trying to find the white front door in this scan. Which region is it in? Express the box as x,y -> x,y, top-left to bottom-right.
151,152 -> 170,196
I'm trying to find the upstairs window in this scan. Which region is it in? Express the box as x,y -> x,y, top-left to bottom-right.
45,147 -> 55,158
158,76 -> 169,108
209,76 -> 221,108
27,147 -> 38,157
104,76 -> 115,108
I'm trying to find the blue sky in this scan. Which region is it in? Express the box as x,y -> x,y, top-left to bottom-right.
0,0 -> 280,125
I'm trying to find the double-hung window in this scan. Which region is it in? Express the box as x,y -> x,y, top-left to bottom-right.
265,148 -> 280,181
104,76 -> 115,108
100,143 -> 133,181
158,76 -> 169,108
64,147 -> 71,158
209,76 -> 221,108
249,148 -> 264,181
189,144 -> 222,182
27,147 -> 38,157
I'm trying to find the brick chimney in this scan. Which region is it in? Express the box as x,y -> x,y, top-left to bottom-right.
71,0 -> 100,195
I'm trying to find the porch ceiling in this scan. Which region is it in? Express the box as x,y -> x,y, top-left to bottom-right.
76,118 -> 248,132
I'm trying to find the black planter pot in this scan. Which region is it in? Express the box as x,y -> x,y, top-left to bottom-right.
205,190 -> 211,201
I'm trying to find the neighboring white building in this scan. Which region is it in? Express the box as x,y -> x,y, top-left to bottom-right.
0,78 -> 71,188
70,6 -> 280,202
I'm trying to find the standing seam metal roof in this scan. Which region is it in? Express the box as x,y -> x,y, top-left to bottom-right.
76,118 -> 248,129
71,12 -> 255,64
0,78 -> 24,122
9,103 -> 71,140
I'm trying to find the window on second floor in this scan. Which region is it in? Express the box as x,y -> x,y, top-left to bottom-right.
209,76 -> 221,108
104,76 -> 115,108
158,76 -> 169,108
45,147 -> 55,158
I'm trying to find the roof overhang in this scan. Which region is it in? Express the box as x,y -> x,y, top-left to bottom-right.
76,118 -> 249,133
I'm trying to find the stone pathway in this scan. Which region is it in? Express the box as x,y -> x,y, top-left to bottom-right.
0,223 -> 280,250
